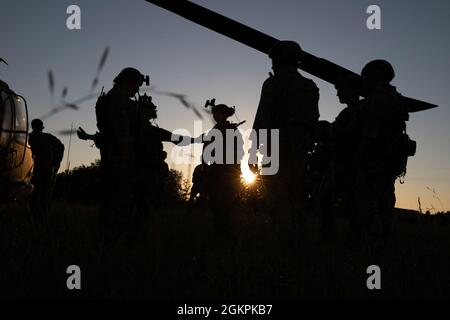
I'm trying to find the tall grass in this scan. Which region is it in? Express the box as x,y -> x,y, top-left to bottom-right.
1,202 -> 449,299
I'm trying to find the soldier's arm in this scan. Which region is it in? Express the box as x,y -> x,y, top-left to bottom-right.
251,78 -> 275,154
28,134 -> 35,149
304,81 -> 321,139
285,80 -> 320,147
110,99 -> 134,159
77,127 -> 97,141
300,80 -> 320,127
248,79 -> 275,166
27,134 -> 41,158
361,87 -> 392,141
152,126 -> 192,146
252,78 -> 274,132
191,133 -> 207,144
153,126 -> 174,142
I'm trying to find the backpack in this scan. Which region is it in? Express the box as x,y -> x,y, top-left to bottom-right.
95,92 -> 108,134
390,133 -> 416,182
51,135 -> 65,166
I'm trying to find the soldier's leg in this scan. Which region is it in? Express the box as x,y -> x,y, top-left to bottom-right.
30,173 -> 44,225
263,175 -> 292,242
47,169 -> 58,214
211,173 -> 236,239
152,174 -> 165,211
41,173 -> 53,225
213,191 -> 231,237
133,179 -> 146,228
291,153 -> 309,216
116,177 -> 134,232
187,185 -> 196,214
198,187 -> 207,209
99,163 -> 112,226
30,185 -> 42,225
378,176 -> 396,242
100,165 -> 134,243
352,171 -> 375,244
317,172 -> 337,242
360,174 -> 387,246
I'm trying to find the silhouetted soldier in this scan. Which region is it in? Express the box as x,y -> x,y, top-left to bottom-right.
306,119 -> 333,237
28,119 -> 64,225
80,76 -> 189,238
196,103 -> 244,239
330,76 -> 364,236
94,67 -> 143,241
188,163 -> 207,213
356,60 -> 412,244
317,76 -> 363,241
131,93 -> 189,229
251,40 -> 320,232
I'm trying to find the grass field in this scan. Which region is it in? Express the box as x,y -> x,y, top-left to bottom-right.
1,202 -> 449,299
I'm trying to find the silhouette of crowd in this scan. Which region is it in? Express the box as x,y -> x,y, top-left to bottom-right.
26,40 -> 417,248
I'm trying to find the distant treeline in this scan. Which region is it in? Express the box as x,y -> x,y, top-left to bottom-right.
53,160 -> 184,205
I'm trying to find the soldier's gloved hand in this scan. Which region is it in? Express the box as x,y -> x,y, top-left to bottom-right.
173,135 -> 192,146
77,127 -> 88,140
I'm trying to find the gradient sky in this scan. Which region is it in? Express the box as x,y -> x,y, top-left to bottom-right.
1,0 -> 449,211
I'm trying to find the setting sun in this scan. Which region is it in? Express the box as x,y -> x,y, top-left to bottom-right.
241,164 -> 257,185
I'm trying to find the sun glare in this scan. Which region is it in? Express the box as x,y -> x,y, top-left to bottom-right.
241,164 -> 257,185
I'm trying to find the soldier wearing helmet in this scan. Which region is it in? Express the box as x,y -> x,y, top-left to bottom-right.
81,70 -> 189,241
29,118 -> 65,225
95,67 -> 145,242
361,60 -> 395,94
316,75 -> 364,242
268,40 -> 303,65
194,101 -> 244,239
355,60 -> 410,245
251,40 -> 320,237
131,92 -> 191,232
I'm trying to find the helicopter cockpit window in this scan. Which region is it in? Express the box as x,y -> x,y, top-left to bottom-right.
13,95 -> 28,145
0,90 -> 13,148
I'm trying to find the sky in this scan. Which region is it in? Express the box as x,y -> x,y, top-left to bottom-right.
1,0 -> 449,212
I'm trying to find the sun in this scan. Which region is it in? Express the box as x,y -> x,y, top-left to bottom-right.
241,164 -> 257,185
242,171 -> 256,185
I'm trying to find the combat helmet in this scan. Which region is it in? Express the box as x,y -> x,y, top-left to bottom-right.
361,60 -> 395,84
211,104 -> 235,118
269,40 -> 303,64
113,67 -> 146,85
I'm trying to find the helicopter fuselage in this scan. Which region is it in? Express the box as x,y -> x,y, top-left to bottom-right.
0,83 -> 34,201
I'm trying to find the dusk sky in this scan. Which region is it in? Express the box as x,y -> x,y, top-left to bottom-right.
1,0 -> 449,212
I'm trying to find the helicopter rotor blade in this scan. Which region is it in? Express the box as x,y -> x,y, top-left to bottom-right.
192,106 -> 204,120
61,87 -> 68,102
144,0 -> 438,112
54,129 -> 75,136
48,70 -> 55,107
64,103 -> 79,110
98,47 -> 109,73
91,46 -> 110,92
141,86 -> 210,120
